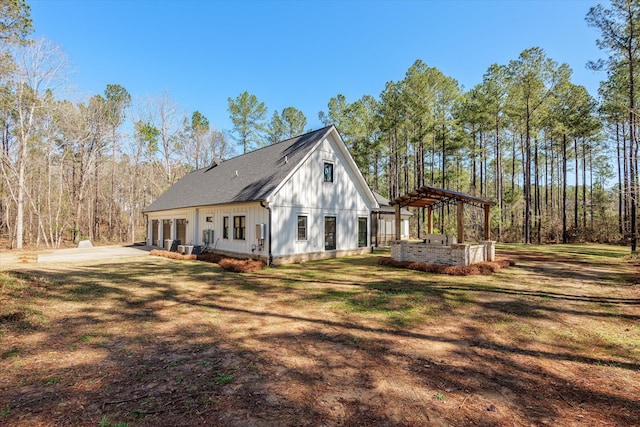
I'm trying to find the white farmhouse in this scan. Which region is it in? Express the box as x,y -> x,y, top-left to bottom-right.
143,125 -> 380,265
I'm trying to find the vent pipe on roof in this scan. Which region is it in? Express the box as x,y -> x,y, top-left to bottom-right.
235,170 -> 238,177
284,155 -> 288,164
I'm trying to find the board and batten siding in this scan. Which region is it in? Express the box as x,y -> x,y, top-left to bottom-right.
269,134 -> 373,257
146,203 -> 269,256
197,202 -> 269,256
146,208 -> 196,247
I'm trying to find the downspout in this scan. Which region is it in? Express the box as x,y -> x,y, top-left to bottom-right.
260,200 -> 273,266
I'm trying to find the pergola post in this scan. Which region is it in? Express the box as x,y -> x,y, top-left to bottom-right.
457,200 -> 464,243
484,204 -> 491,240
395,204 -> 401,241
427,206 -> 433,234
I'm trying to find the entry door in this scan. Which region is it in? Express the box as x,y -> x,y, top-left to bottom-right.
162,220 -> 171,240
152,220 -> 159,245
324,216 -> 336,251
176,219 -> 187,244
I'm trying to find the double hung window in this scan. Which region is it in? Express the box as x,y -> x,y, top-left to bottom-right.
233,216 -> 246,240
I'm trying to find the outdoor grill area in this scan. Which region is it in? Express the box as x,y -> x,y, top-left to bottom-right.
390,237 -> 496,266
389,186 -> 496,266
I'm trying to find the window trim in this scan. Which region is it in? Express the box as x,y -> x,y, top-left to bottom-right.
223,216 -> 229,239
323,162 -> 334,183
358,217 -> 368,247
324,216 -> 336,251
297,215 -> 308,241
233,215 -> 246,240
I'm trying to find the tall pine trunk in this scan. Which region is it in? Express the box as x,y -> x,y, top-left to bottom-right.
574,138 -> 579,234
562,134 -> 568,243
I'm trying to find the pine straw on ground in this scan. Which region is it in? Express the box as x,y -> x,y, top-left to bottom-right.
378,256 -> 514,275
1,244 -> 638,427
149,249 -> 197,261
149,249 -> 265,273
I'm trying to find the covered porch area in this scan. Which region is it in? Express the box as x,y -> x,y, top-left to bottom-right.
389,186 -> 496,266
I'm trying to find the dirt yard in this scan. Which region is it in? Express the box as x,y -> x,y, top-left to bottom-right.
1,244 -> 639,426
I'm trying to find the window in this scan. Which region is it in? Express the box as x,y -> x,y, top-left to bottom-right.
324,216 -> 336,250
223,216 -> 229,239
358,217 -> 368,247
233,215 -> 246,240
297,216 -> 307,241
323,162 -> 334,183
206,216 -> 213,223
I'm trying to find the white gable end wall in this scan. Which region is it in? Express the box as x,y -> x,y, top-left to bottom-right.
269,134 -> 374,260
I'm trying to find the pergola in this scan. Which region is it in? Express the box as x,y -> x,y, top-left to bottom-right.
389,185 -> 496,243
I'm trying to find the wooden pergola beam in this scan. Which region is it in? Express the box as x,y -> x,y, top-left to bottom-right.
390,185 -> 496,209
484,204 -> 491,240
395,204 -> 401,241
457,200 -> 464,243
389,185 -> 496,243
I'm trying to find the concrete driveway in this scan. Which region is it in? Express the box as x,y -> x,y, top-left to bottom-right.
0,245 -> 152,267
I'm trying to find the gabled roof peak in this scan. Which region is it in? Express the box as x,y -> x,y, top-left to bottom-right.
144,126 -> 336,213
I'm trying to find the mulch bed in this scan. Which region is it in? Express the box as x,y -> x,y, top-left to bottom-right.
378,257 -> 514,276
149,249 -> 197,260
150,249 -> 265,273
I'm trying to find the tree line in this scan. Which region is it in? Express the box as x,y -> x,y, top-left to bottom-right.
0,0 -> 637,250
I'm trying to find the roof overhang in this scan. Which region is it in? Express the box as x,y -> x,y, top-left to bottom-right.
389,185 -> 496,209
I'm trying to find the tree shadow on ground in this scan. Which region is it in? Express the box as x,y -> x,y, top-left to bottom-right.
1,250 -> 639,426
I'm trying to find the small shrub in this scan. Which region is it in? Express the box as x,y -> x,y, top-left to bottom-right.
211,373 -> 234,385
98,416 -> 129,427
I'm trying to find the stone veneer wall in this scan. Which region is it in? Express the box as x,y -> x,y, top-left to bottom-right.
390,241 -> 496,266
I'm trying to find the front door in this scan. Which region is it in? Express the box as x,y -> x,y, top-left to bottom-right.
152,220 -> 159,246
324,216 -> 336,251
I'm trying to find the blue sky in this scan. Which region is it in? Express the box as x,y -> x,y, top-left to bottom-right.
30,0 -> 605,135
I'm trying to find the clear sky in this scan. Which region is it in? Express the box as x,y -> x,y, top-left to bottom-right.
29,0 -> 606,136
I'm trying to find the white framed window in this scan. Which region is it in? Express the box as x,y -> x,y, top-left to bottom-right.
323,162 -> 334,183
233,215 -> 246,240
223,216 -> 229,239
297,216 -> 308,241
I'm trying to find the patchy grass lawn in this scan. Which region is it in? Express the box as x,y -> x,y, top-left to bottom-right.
1,244 -> 639,426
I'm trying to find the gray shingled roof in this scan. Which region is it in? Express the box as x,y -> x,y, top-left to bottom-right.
143,126 -> 334,213
373,192 -> 412,216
